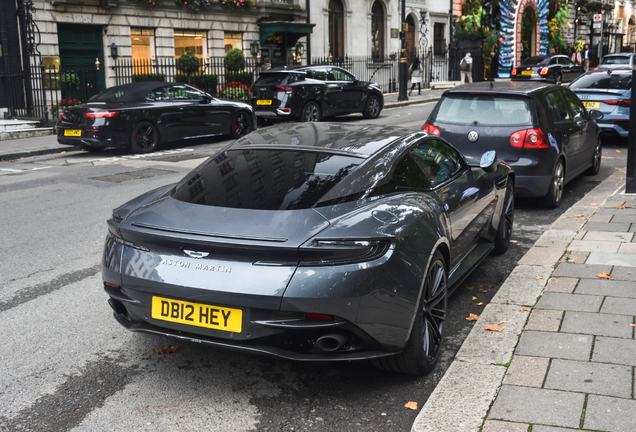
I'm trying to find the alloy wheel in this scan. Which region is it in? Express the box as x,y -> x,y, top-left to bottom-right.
593,142 -> 602,171
304,104 -> 320,122
368,97 -> 380,117
421,259 -> 447,363
502,190 -> 514,243
552,162 -> 564,204
233,113 -> 249,136
135,125 -> 156,151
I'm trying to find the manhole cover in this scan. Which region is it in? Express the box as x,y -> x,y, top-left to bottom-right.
90,168 -> 177,183
153,153 -> 208,163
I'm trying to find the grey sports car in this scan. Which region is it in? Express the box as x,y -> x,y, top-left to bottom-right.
102,123 -> 514,375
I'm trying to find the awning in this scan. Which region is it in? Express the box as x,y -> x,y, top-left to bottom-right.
258,21 -> 315,47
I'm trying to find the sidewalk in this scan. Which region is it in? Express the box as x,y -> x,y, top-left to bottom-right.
413,171 -> 636,432
0,89 -> 444,161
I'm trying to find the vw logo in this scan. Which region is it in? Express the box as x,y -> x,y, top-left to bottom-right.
468,131 -> 479,142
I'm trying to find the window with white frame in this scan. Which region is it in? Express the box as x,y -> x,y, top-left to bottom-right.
174,30 -> 207,60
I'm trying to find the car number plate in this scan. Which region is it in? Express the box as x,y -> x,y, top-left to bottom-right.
151,296 -> 242,333
257,100 -> 272,105
583,102 -> 600,109
521,70 -> 533,75
64,129 -> 81,136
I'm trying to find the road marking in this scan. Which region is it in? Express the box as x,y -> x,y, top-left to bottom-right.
69,148 -> 196,165
0,166 -> 51,176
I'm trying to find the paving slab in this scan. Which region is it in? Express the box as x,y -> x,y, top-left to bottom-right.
575,278 -> 636,298
517,247 -> 565,266
589,214 -> 613,223
525,309 -> 563,332
544,358 -> 632,398
489,265 -> 552,307
597,208 -> 636,215
583,221 -> 632,232
618,242 -> 636,253
610,265 -> 636,280
550,217 -> 587,231
411,361 -> 505,432
584,395 -> 636,432
600,296 -> 636,316
481,420 -> 529,432
566,240 -> 621,252
586,251 -> 636,267
502,355 -> 549,388
534,230 -> 577,248
531,427 -> 579,432
583,231 -> 634,242
488,386 -> 584,428
535,292 -> 603,313
455,304 -> 530,365
544,277 -> 577,293
552,263 -> 612,278
609,214 -> 636,223
560,311 -> 634,338
592,337 -> 636,366
515,331 -> 593,361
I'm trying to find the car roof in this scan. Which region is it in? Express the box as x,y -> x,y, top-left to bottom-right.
93,81 -> 194,101
262,65 -> 347,74
443,81 -> 556,96
230,122 -> 423,157
602,53 -> 634,57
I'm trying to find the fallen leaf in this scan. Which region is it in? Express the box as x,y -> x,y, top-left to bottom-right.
616,184 -> 620,186
630,323 -> 635,327
485,325 -> 505,332
617,205 -> 630,209
481,289 -> 489,293
574,214 -> 583,218
595,180 -> 600,182
465,313 -> 479,321
472,296 -> 477,300
620,178 -> 625,180
609,175 -> 614,177
476,302 -> 484,306
516,243 -> 520,246
466,286 -> 474,291
520,308 -> 529,311
596,272 -> 612,279
590,203 -> 599,206
499,319 -> 507,324
537,276 -> 544,280
582,217 -> 589,220
616,150 -> 621,153
60,152 -> 66,154
154,346 -> 179,354
405,401 -> 418,410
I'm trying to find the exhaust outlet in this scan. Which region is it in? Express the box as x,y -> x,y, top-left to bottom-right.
108,298 -> 127,316
316,333 -> 348,352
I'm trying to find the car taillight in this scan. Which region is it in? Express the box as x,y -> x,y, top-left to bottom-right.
58,112 -> 65,119
84,111 -> 119,118
299,239 -> 391,266
539,67 -> 549,75
511,68 -> 517,76
603,99 -> 631,107
594,67 -> 599,71
510,128 -> 548,148
306,314 -> 334,321
275,85 -> 295,92
422,122 -> 441,136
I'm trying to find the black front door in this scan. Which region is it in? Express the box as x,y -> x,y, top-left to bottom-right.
57,24 -> 105,101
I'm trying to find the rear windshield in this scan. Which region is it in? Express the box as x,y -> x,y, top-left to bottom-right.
89,88 -> 136,102
172,150 -> 361,210
569,73 -> 632,90
254,73 -> 294,86
432,94 -> 533,126
521,56 -> 549,66
601,56 -> 631,65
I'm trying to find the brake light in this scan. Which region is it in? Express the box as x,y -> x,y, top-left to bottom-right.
84,111 -> 119,118
594,67 -> 599,71
58,112 -> 65,119
422,122 -> 441,136
306,314 -> 334,321
511,68 -> 517,76
603,99 -> 631,107
275,85 -> 295,92
299,239 -> 391,266
510,128 -> 548,148
540,67 -> 549,76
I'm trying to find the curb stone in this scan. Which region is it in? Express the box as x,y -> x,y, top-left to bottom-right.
411,173 -> 625,432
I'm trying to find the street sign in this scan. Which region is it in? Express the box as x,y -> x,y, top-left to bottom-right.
601,9 -> 606,14
594,14 -> 602,22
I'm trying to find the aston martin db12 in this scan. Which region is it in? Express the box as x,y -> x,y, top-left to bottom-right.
102,123 -> 514,375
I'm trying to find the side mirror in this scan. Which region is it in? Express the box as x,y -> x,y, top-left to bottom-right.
588,109 -> 604,121
574,112 -> 586,124
480,150 -> 498,173
200,95 -> 213,104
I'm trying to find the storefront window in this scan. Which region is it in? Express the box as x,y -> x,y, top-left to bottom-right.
131,28 -> 155,62
224,32 -> 243,53
174,30 -> 207,60
371,1 -> 385,59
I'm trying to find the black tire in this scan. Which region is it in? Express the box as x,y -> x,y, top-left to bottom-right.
131,121 -> 159,154
79,145 -> 105,153
373,250 -> 448,375
301,101 -> 321,122
363,95 -> 382,119
543,159 -> 565,209
554,72 -> 563,85
230,111 -> 252,139
585,139 -> 602,176
493,181 -> 514,254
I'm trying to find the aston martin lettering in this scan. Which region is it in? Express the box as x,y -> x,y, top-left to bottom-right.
160,259 -> 231,273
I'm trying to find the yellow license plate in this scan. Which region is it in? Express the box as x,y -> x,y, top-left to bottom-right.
64,129 -> 81,136
521,70 -> 534,75
151,296 -> 242,333
583,102 -> 600,109
257,100 -> 272,105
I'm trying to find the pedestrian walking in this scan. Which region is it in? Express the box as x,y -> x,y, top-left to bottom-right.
408,58 -> 423,96
571,49 -> 582,64
460,52 -> 473,84
583,44 -> 592,72
261,57 -> 271,72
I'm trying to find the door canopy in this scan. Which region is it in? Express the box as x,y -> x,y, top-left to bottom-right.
498,0 -> 548,77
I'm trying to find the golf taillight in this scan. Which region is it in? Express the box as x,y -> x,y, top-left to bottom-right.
306,314 -> 334,321
511,68 -> 517,76
510,128 -> 548,148
84,111 -> 119,118
275,85 -> 295,92
539,67 -> 549,76
422,122 -> 441,136
603,99 -> 631,107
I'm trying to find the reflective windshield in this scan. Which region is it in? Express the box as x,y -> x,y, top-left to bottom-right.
172,150 -> 361,210
570,72 -> 632,90
601,56 -> 631,65
432,94 -> 534,126
521,56 -> 549,66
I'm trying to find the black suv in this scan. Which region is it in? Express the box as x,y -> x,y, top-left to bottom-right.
423,82 -> 603,208
250,65 -> 383,122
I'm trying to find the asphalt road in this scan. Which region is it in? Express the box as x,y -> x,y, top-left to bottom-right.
0,103 -> 628,432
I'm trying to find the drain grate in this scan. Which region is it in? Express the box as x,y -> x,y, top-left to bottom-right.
90,168 -> 177,183
152,153 -> 209,163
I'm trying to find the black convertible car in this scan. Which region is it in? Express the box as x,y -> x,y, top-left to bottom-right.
102,123 -> 514,375
250,65 -> 383,122
511,54 -> 584,84
56,82 -> 256,153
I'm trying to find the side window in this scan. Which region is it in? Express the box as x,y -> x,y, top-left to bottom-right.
374,153 -> 430,194
146,87 -> 169,101
550,57 -> 558,65
558,57 -> 570,65
307,69 -> 328,81
562,89 -> 586,118
545,91 -> 573,123
410,139 -> 464,188
330,68 -> 354,82
167,85 -> 204,101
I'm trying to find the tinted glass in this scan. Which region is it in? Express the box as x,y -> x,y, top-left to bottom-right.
410,139 -> 463,188
558,57 -> 570,65
254,73 -> 291,86
545,91 -> 574,122
601,56 -> 631,65
306,69 -> 328,81
373,153 -> 430,194
168,85 -> 204,101
561,89 -> 586,117
570,72 -> 632,90
89,89 -> 131,102
146,87 -> 170,102
172,150 -> 361,210
521,56 -> 549,66
433,94 -> 533,126
330,68 -> 355,81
